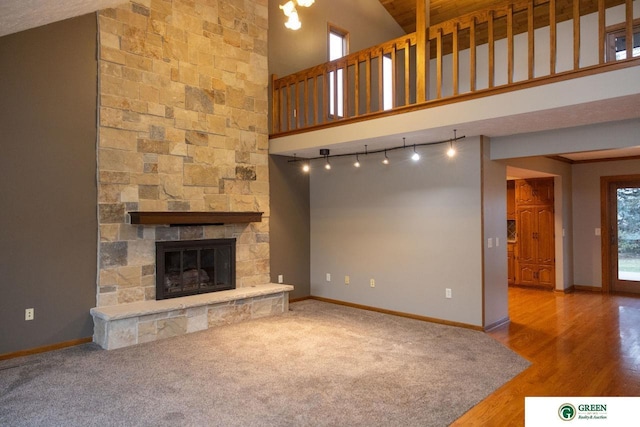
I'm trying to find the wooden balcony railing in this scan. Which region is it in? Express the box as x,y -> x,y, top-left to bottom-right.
271,0 -> 638,137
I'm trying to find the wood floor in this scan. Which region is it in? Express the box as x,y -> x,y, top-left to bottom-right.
452,287 -> 640,426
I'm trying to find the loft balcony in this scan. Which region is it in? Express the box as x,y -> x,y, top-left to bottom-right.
269,0 -> 640,157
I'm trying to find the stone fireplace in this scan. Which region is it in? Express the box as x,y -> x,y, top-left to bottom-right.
95,0 -> 272,307
90,0 -> 293,350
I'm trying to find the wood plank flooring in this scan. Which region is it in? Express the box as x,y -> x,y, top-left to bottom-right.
452,287 -> 640,426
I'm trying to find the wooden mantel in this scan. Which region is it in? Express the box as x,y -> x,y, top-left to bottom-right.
128,211 -> 263,226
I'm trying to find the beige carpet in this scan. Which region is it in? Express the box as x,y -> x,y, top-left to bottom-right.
0,300 -> 529,426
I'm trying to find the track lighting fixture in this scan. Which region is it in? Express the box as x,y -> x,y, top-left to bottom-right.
289,131 -> 464,173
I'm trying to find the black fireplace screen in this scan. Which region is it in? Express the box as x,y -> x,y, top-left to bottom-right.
156,238 -> 236,300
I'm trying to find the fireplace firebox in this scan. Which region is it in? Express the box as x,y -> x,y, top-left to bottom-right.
155,239 -> 236,300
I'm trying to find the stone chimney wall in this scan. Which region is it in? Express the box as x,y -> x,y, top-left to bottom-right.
96,0 -> 269,307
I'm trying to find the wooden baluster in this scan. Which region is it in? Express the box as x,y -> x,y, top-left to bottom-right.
323,70 -> 329,122
573,0 -> 580,70
405,39 -> 411,105
303,76 -> 309,128
550,0 -> 556,75
598,0 -> 605,63
507,4 -> 514,85
354,59 -> 360,117
391,45 -> 397,109
416,0 -> 430,103
470,17 -> 476,92
489,10 -> 495,88
453,23 -> 459,96
333,66 -> 338,118
294,78 -> 300,129
436,28 -> 442,99
271,74 -> 279,133
285,82 -> 290,132
343,61 -> 349,117
366,52 -> 371,114
528,0 -> 535,79
313,74 -> 318,125
378,49 -> 383,111
625,0 -> 633,61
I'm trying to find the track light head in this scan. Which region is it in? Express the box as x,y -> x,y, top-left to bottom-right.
382,150 -> 389,165
411,145 -> 420,161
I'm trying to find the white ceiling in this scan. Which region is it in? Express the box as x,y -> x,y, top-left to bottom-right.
0,0 -> 124,37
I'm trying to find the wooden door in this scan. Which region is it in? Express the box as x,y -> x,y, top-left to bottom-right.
517,207 -> 535,264
516,205 -> 555,289
536,206 -> 555,265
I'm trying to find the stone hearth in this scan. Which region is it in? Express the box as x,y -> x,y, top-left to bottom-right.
91,284 -> 293,350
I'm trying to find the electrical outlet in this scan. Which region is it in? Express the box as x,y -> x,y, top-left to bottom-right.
25,308 -> 34,321
277,274 -> 283,284
488,238 -> 493,248
445,288 -> 452,299
370,279 -> 375,288
326,273 -> 331,282
345,275 -> 350,285
496,237 -> 500,247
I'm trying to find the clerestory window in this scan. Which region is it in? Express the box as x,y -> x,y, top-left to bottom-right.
606,20 -> 640,62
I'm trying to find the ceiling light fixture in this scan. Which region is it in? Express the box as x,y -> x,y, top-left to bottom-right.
354,154 -> 361,168
280,0 -> 315,31
382,150 -> 389,165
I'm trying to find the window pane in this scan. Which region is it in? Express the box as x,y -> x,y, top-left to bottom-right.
383,55 -> 393,111
329,32 -> 344,60
617,187 -> 640,282
613,30 -> 640,60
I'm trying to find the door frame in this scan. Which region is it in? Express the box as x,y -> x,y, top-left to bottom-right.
600,174 -> 640,293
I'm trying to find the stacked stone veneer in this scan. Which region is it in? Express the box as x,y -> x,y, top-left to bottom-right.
96,0 -> 270,307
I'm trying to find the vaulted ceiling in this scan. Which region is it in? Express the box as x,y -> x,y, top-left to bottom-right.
379,0 -> 628,34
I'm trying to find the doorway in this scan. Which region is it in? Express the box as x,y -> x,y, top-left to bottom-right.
602,175 -> 640,294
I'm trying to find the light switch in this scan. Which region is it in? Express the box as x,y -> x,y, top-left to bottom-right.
488,238 -> 493,248
595,228 -> 601,236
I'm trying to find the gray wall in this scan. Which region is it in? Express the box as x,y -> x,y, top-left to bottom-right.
269,155 -> 310,299
572,159 -> 640,288
481,138 -> 508,328
268,0 -> 404,78
0,15 -> 97,354
309,138 -> 484,327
